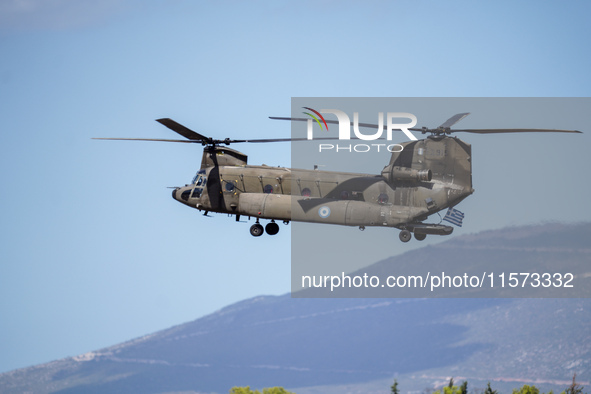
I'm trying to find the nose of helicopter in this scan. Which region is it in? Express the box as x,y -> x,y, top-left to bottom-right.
171,186 -> 193,205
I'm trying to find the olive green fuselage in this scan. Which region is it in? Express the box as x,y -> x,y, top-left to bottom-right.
172,136 -> 474,229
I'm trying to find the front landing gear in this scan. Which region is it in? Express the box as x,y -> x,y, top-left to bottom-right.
250,219 -> 281,237
250,222 -> 264,237
265,221 -> 279,235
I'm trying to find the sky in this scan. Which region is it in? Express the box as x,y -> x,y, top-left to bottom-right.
0,0 -> 590,374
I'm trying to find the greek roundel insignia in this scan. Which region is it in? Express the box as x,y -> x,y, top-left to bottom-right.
318,206 -> 331,218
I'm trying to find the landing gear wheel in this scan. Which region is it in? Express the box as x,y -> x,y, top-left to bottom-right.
414,233 -> 427,241
399,230 -> 412,243
250,223 -> 264,237
265,222 -> 280,235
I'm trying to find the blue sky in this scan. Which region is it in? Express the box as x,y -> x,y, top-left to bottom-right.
0,0 -> 590,374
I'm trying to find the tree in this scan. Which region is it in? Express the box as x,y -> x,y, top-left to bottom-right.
512,385 -> 540,394
262,388 -> 296,394
484,382 -> 497,394
391,379 -> 400,394
434,380 -> 461,394
229,387 -> 295,394
565,373 -> 584,394
230,387 -> 259,394
459,381 -> 468,394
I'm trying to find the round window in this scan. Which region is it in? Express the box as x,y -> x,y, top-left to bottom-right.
263,184 -> 273,194
301,188 -> 311,197
378,193 -> 389,204
225,181 -> 235,192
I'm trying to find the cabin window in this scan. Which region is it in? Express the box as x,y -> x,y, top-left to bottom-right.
263,184 -> 273,194
225,181 -> 236,192
301,188 -> 311,197
425,197 -> 436,209
340,191 -> 349,200
378,193 -> 389,204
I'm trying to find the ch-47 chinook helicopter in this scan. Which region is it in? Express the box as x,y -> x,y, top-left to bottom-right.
94,113 -> 581,242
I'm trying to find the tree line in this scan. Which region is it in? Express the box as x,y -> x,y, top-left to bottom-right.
390,373 -> 585,394
227,373 -> 585,394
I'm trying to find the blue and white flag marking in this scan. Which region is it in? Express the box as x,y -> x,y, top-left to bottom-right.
443,207 -> 465,227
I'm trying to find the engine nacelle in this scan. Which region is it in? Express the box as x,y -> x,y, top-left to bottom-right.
381,164 -> 432,183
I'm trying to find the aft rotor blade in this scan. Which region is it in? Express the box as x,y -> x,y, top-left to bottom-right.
439,113 -> 470,129
452,128 -> 582,134
268,116 -> 422,131
272,115 -> 583,135
156,118 -> 210,141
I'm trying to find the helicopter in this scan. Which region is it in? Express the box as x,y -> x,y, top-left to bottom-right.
94,113 -> 581,242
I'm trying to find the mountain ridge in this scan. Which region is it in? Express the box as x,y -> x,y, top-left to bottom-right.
1,222 -> 589,393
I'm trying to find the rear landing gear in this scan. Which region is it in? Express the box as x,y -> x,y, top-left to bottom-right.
399,230 -> 412,243
414,233 -> 427,241
398,223 -> 454,242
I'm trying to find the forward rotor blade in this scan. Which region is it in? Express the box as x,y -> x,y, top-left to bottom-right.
92,136 -> 359,145
439,113 -> 470,129
452,128 -> 582,134
232,136 -> 367,143
92,138 -> 197,143
229,137 -> 301,143
156,118 -> 210,141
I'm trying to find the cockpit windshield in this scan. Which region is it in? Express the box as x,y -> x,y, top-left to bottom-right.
191,170 -> 207,186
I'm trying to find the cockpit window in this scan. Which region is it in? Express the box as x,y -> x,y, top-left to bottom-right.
192,188 -> 203,198
192,173 -> 207,186
181,190 -> 191,201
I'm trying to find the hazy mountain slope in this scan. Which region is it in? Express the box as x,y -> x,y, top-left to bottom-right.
301,222 -> 591,298
0,223 -> 589,394
294,297 -> 590,394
